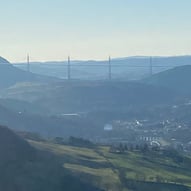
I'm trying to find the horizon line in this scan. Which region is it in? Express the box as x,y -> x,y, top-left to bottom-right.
9,54 -> 191,64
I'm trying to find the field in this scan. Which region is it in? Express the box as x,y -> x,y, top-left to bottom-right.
29,140 -> 191,191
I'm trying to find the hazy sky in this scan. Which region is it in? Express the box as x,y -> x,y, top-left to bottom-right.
1,0 -> 191,62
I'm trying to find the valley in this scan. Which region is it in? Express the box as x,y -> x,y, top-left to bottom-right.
1,56 -> 191,190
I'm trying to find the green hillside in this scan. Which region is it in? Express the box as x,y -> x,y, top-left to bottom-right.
0,126 -> 102,191
30,139 -> 191,191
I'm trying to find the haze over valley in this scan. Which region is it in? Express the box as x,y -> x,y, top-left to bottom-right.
2,0 -> 191,190
1,54 -> 191,190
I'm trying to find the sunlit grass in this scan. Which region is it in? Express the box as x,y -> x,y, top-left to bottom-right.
30,140 -> 191,190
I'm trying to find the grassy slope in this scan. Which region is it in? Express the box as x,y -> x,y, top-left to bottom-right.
30,140 -> 191,191
0,126 -> 103,191
30,141 -> 122,191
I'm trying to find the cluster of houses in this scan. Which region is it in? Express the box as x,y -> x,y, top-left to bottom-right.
101,119 -> 191,154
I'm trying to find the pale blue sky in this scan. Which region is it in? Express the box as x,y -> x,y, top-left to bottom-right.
1,0 -> 191,62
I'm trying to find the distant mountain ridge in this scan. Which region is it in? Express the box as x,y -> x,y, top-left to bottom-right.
0,56 -> 9,64
14,55 -> 191,80
0,56 -> 59,89
144,65 -> 191,94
